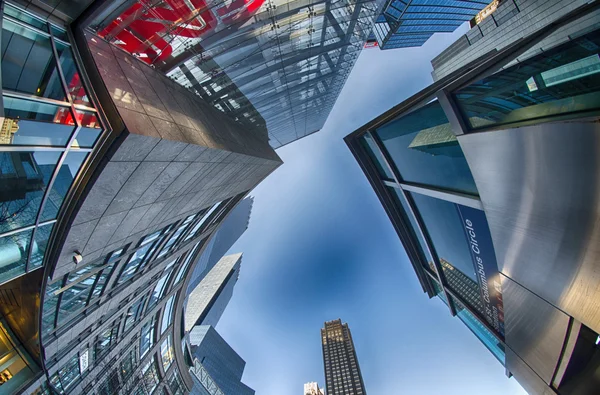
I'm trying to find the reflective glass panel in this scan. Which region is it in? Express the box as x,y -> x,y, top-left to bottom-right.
2,96 -> 76,146
55,43 -> 92,106
4,4 -> 48,31
160,335 -> 174,372
73,110 -> 102,148
360,134 -> 395,179
120,346 -> 137,381
124,295 -> 147,333
116,243 -> 153,285
140,318 -> 155,358
94,319 -> 119,360
452,296 -> 505,364
141,359 -> 159,394
49,353 -> 80,393
0,228 -> 32,284
40,151 -> 88,222
42,279 -> 60,336
0,318 -> 38,394
30,222 -> 55,268
0,151 -> 60,233
375,100 -> 477,195
454,29 -> 600,129
57,274 -> 97,324
161,295 -> 175,335
1,20 -> 65,101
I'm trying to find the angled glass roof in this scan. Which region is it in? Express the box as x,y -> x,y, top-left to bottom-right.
91,0 -> 381,148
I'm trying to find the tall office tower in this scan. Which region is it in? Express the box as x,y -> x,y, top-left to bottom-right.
304,381 -> 325,395
87,0 -> 383,148
345,1 -> 600,393
321,319 -> 366,395
367,0 -> 489,50
186,254 -> 243,334
187,197 -> 253,294
0,1 -> 283,393
189,325 -> 255,395
431,0 -> 600,80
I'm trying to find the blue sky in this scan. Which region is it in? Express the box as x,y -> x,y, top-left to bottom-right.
217,26 -> 527,395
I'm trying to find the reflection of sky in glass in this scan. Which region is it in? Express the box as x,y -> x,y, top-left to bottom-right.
11,121 -> 73,146
410,192 -> 477,281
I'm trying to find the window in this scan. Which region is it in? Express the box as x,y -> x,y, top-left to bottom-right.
173,241 -> 202,286
97,368 -> 120,395
0,228 -> 33,284
452,296 -> 505,364
454,29 -> 600,130
161,295 -> 176,335
90,248 -> 127,298
124,294 -> 147,333
360,134 -> 394,179
140,317 -> 156,358
168,369 -> 185,395
116,228 -> 169,286
49,353 -> 80,393
57,275 -> 97,325
184,204 -> 221,242
157,223 -> 190,259
374,100 -> 477,195
94,318 -> 120,361
120,346 -> 137,381
141,358 -> 160,394
146,259 -> 176,311
161,335 -> 174,371
42,279 -> 60,336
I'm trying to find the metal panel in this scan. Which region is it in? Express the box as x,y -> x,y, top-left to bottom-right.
459,122 -> 600,335
502,276 -> 569,384
505,347 -> 557,395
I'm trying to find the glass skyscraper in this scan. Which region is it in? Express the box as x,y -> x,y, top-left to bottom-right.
345,1 -> 600,393
369,0 -> 489,50
87,0 -> 382,148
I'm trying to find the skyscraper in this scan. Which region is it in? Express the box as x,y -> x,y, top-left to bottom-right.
321,319 -> 366,395
368,0 -> 489,50
190,325 -> 255,395
186,197 -> 253,294
345,1 -> 600,393
304,381 -> 325,395
186,253 -> 243,333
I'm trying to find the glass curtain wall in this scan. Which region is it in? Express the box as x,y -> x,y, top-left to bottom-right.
358,99 -> 506,363
88,0 -> 380,148
0,3 -> 104,285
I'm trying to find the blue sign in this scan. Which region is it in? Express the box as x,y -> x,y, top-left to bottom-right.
456,204 -> 505,337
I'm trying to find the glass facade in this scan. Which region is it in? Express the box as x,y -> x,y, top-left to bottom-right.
89,0 -> 380,148
372,0 -> 488,49
454,29 -> 600,130
373,100 -> 478,195
0,3 -> 104,284
355,94 -> 506,363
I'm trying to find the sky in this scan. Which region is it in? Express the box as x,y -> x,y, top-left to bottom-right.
217,25 -> 527,395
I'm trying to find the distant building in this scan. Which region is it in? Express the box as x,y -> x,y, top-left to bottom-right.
190,325 -> 255,395
321,319 -> 366,395
370,0 -> 489,50
304,381 -> 325,395
187,197 -> 253,295
186,253 -> 243,332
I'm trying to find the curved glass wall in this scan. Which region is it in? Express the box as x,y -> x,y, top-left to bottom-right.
0,4 -> 104,285
89,0 -> 379,148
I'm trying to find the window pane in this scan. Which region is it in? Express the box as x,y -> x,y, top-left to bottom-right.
2,97 -> 76,146
0,228 -> 32,283
1,20 -> 65,100
454,30 -> 600,129
40,151 -> 88,222
375,100 -> 477,195
117,243 -> 153,285
55,43 -> 91,106
161,335 -> 174,371
120,347 -> 137,381
4,4 -> 48,31
452,296 -> 506,364
140,318 -> 155,358
161,295 -> 175,335
141,359 -> 159,394
57,275 -> 97,324
0,151 -> 60,233
360,134 -> 394,179
124,295 -> 147,333
73,110 -> 102,148
410,192 -> 505,336
42,279 -> 60,336
30,222 -> 54,268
